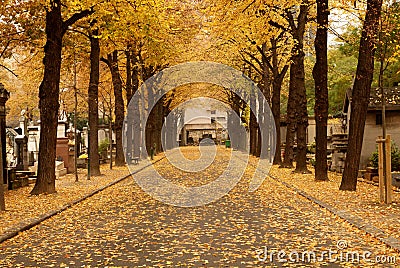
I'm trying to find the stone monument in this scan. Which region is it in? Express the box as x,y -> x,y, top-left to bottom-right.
55,110 -> 73,173
0,83 -> 9,211
15,110 -> 29,171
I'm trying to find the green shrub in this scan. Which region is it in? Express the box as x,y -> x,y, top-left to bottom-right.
369,141 -> 400,171
98,139 -> 110,156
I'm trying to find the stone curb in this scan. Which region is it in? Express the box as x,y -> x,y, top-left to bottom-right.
0,157 -> 165,244
268,173 -> 400,252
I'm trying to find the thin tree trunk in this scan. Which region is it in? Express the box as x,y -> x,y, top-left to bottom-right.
281,64 -> 296,168
340,0 -> 383,191
0,107 -> 5,210
125,47 -> 133,163
256,88 -> 264,157
249,90 -> 257,155
165,110 -> 175,150
102,51 -> 125,166
125,47 -> 133,104
230,94 -> 242,150
270,37 -> 289,165
155,99 -> 164,153
88,29 -> 101,176
313,0 -> 329,181
109,109 -> 113,170
0,175 -> 4,211
133,92 -> 141,158
250,118 -> 257,155
146,86 -> 155,155
0,85 -> 9,210
127,47 -> 141,158
294,51 -> 310,173
171,112 -> 178,149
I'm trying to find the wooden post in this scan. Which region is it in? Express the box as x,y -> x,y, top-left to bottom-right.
385,135 -> 392,203
377,135 -> 392,204
377,136 -> 385,203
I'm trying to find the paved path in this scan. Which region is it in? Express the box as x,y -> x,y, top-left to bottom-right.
0,147 -> 398,267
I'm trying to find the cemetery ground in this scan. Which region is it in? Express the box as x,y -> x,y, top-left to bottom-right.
0,147 -> 399,266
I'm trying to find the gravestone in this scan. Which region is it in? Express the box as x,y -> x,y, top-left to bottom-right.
15,111 -> 29,171
27,125 -> 39,164
15,135 -> 28,171
56,119 -> 74,173
55,160 -> 67,178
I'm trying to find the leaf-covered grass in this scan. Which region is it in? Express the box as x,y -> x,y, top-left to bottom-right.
0,165 -> 130,236
267,158 -> 400,241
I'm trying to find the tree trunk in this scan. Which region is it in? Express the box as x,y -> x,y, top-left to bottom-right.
287,2 -> 310,173
0,86 -> 8,211
125,48 -> 133,163
293,51 -> 309,173
31,1 -> 91,195
125,47 -> 133,104
103,51 -> 125,166
259,44 -> 271,159
270,38 -> 289,165
31,3 -> 62,195
250,118 -> 258,155
0,175 -> 4,211
281,65 -> 296,168
249,90 -> 258,156
88,29 -> 101,176
0,115 -> 5,211
313,0 -> 329,181
256,88 -> 264,157
133,92 -> 141,158
172,112 -> 178,149
229,94 -> 242,150
340,0 -> 382,191
146,86 -> 155,155
155,99 -> 164,153
165,109 -> 176,150
126,47 -> 140,159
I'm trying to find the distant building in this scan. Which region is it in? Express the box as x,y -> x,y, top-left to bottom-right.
343,86 -> 400,169
181,108 -> 228,145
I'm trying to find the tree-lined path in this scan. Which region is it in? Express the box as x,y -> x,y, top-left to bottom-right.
0,147 -> 396,266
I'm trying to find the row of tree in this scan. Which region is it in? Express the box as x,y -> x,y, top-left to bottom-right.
208,0 -> 395,190
0,0 -> 398,210
0,0 -> 204,200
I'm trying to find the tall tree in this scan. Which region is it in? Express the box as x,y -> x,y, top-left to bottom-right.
290,2 -> 310,174
31,1 -> 91,195
101,50 -> 125,166
88,27 -> 101,176
340,0 -> 383,190
313,0 -> 329,181
282,2 -> 310,173
0,83 -> 7,211
281,64 -> 296,168
269,37 -> 289,165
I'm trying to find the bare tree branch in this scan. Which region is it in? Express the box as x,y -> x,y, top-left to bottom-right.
62,9 -> 94,35
0,64 -> 18,77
